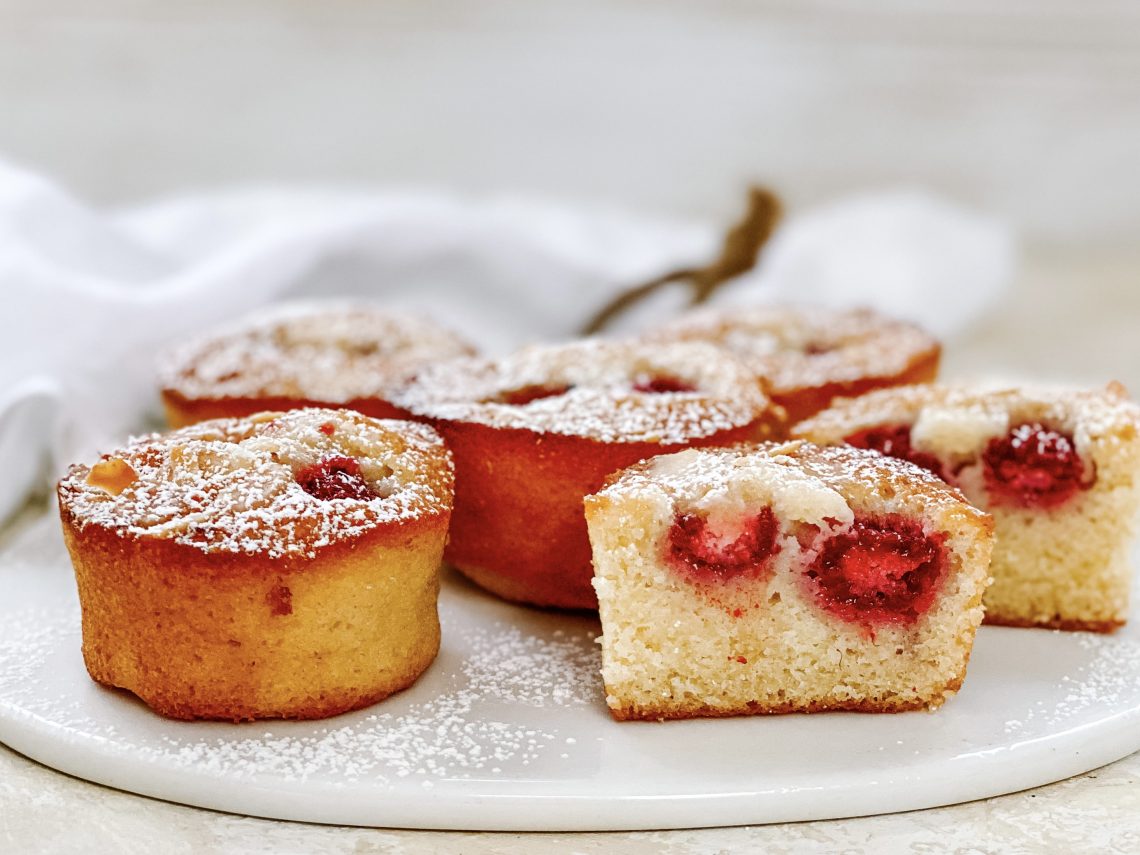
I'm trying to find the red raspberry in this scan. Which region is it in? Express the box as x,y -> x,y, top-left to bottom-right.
845,424 -> 946,480
296,456 -> 379,501
805,514 -> 946,626
982,423 -> 1087,509
498,385 -> 571,405
632,375 -> 697,394
667,507 -> 781,582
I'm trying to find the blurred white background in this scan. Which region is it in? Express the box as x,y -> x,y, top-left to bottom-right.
3,1 -> 1139,243
1,0 -> 1138,384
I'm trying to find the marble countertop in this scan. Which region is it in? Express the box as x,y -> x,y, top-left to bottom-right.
2,744 -> 1138,853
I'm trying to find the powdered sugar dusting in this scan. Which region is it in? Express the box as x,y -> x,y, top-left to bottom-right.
598,441 -> 976,523
153,613 -> 600,783
796,383 -> 1140,455
393,339 -> 774,443
57,408 -> 453,559
0,608 -> 71,695
0,596 -> 602,785
645,305 -> 939,392
1003,630 -> 1140,737
2,507 -> 1139,825
159,302 -> 477,403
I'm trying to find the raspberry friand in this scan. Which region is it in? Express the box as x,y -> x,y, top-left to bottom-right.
159,302 -> 477,428
57,408 -> 454,721
392,339 -> 783,610
642,305 -> 940,425
585,441 -> 993,720
795,383 -> 1140,632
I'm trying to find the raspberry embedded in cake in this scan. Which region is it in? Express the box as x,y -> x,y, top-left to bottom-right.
982,423 -> 1088,510
666,507 -> 781,583
793,383 -> 1140,632
633,375 -> 697,394
803,342 -> 834,356
495,384 -> 572,406
296,456 -> 380,502
585,441 -> 993,719
845,424 -> 946,480
804,514 -> 946,627
55,408 -> 455,721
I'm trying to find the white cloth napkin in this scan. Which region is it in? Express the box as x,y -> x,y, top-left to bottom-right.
0,159 -> 1015,523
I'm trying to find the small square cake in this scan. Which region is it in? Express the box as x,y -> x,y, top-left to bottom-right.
584,441 -> 993,720
794,383 -> 1140,632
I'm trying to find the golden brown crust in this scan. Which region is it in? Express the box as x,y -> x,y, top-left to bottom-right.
392,339 -> 780,444
644,305 -> 941,425
62,506 -> 448,722
595,440 -> 993,538
589,439 -> 991,721
776,352 -> 940,426
606,667 -> 967,721
158,303 -> 476,428
162,389 -> 412,430
395,339 -> 781,610
434,421 -> 772,610
58,409 -> 454,560
982,614 -> 1123,634
57,408 -> 454,721
792,381 -> 1140,443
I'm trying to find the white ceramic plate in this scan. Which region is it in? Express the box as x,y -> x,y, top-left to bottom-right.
1,513 -> 1138,832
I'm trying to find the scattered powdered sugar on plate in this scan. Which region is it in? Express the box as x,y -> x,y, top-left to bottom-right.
1004,630 -> 1140,737
0,514 -> 604,787
0,591 -> 603,786
460,620 -> 602,708
0,607 -> 73,697
3,511 -> 1139,826
150,611 -> 601,784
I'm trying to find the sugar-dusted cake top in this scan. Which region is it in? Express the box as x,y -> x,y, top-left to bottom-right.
644,305 -> 939,393
57,409 -> 454,559
794,382 -> 1140,456
159,302 -> 477,404
591,440 -> 984,529
392,339 -> 777,444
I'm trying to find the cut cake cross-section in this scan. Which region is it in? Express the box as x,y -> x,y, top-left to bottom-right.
794,383 -> 1140,632
585,441 -> 993,721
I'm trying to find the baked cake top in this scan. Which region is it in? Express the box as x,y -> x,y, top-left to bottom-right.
159,302 -> 477,404
392,339 -> 776,444
794,382 -> 1140,461
590,440 -> 985,528
58,408 -> 454,560
644,305 -> 939,393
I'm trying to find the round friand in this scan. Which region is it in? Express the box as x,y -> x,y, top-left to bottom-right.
158,302 -> 478,428
584,441 -> 994,720
391,339 -> 782,610
642,305 -> 941,424
793,382 -> 1140,632
56,408 -> 454,722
